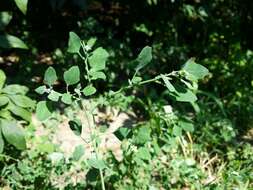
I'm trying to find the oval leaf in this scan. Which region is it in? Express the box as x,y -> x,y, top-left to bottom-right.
0,69 -> 6,89
1,120 -> 26,150
14,0 -> 28,15
61,93 -> 72,105
88,47 -> 109,71
82,85 -> 96,96
64,66 -> 80,85
0,34 -> 28,49
36,101 -> 52,121
44,66 -> 57,86
135,46 -> 152,72
67,32 -> 81,54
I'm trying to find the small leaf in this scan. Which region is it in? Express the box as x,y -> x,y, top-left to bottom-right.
0,69 -> 6,89
182,58 -> 209,81
0,96 -> 9,106
1,120 -> 26,150
82,85 -> 96,96
64,66 -> 80,85
89,70 -> 106,80
72,145 -> 85,161
161,75 -> 175,92
67,32 -> 81,54
172,126 -> 182,136
134,126 -> 151,145
44,67 -> 57,86
8,95 -> 35,108
135,46 -> 152,72
0,12 -> 12,30
0,34 -> 28,49
69,119 -> 82,136
88,47 -> 109,71
87,158 -> 107,170
48,90 -> 61,102
35,85 -> 47,94
87,37 -> 97,49
0,130 -> 4,153
61,93 -> 72,105
14,0 -> 28,15
36,101 -> 52,121
2,84 -> 29,95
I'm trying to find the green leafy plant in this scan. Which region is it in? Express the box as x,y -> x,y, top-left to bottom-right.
35,31 -> 209,189
0,69 -> 35,153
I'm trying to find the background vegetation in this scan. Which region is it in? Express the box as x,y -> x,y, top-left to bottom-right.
0,0 -> 253,189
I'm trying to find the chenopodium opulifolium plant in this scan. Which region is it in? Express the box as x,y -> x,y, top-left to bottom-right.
35,31 -> 209,189
0,70 -> 35,153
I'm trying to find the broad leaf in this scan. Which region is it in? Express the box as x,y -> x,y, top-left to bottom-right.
67,32 -> 81,54
0,34 -> 28,49
63,66 -> 80,85
134,126 -> 151,145
179,120 -> 194,132
1,120 -> 26,150
8,103 -> 31,122
0,96 -> 8,107
61,93 -> 72,105
72,145 -> 84,161
135,147 -> 151,161
0,12 -> 12,30
87,37 -> 97,49
9,95 -> 35,108
2,84 -> 29,95
44,66 -> 57,86
170,85 -> 197,102
88,47 -> 109,71
89,70 -> 106,80
135,46 -> 152,72
14,0 -> 28,14
182,58 -> 209,81
87,158 -> 107,170
0,69 -> 6,89
36,101 -> 52,121
82,85 -> 96,96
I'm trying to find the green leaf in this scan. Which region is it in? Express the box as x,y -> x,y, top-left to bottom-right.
8,103 -> 31,122
179,120 -> 194,132
135,46 -> 152,72
67,32 -> 81,54
0,34 -> 28,49
72,145 -> 84,161
0,110 -> 12,120
169,85 -> 197,103
89,70 -> 106,80
87,37 -> 97,49
0,130 -> 4,153
35,85 -> 47,95
36,101 -> 52,121
69,119 -> 82,136
14,0 -> 28,15
0,69 -> 6,89
135,147 -> 151,161
2,84 -> 29,95
63,66 -> 80,85
87,158 -> 107,170
134,126 -> 151,145
182,58 -> 209,81
48,90 -> 61,102
88,47 -> 109,71
82,85 -> 96,96
0,96 -> 9,107
8,95 -> 35,108
0,12 -> 12,30
61,93 -> 72,105
1,120 -> 26,150
44,66 -> 57,86
161,75 -> 175,92
172,126 -> 182,136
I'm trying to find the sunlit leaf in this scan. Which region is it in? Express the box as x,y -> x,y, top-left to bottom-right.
14,0 -> 28,15
88,47 -> 109,71
0,34 -> 28,49
67,32 -> 81,54
82,85 -> 96,96
63,66 -> 80,85
135,46 -> 152,72
36,101 -> 52,121
44,67 -> 57,86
